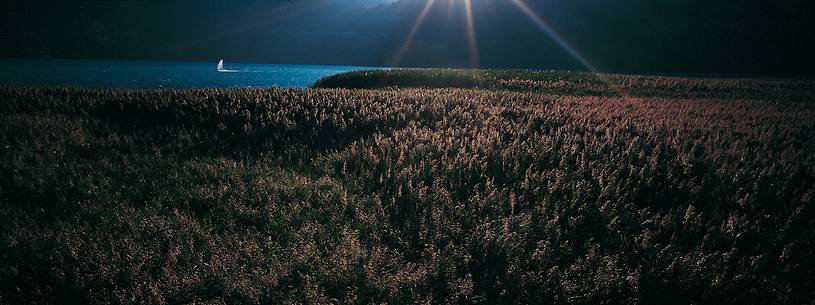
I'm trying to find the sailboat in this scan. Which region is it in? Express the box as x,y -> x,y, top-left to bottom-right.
216,59 -> 239,73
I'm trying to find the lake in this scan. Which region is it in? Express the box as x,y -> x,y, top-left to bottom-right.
0,58 -> 385,88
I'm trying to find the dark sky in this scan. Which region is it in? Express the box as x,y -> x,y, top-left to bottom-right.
2,0 -> 814,76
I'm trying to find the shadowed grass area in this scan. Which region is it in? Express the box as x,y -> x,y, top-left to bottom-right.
313,69 -> 491,89
315,69 -> 815,101
1,83 -> 814,304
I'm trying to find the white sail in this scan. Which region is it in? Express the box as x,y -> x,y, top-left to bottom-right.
216,59 -> 238,73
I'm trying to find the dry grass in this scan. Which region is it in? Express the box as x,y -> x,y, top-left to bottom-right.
1,81 -> 813,304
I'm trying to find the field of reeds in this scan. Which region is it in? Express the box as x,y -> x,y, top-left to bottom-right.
1,72 -> 814,304
315,69 -> 815,101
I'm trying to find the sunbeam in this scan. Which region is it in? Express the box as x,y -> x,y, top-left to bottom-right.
510,0 -> 637,100
463,0 -> 480,68
509,0 -> 597,72
392,0 -> 437,66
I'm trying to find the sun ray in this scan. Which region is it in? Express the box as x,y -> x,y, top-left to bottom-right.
509,0 -> 596,72
510,0 -> 636,100
446,0 -> 455,20
463,0 -> 480,68
392,0 -> 437,66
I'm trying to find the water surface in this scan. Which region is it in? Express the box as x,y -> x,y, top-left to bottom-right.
0,58 -> 384,88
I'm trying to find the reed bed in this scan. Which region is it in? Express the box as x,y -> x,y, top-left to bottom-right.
1,83 -> 813,304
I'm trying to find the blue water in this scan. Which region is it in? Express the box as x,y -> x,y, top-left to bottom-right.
0,58 -> 384,88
